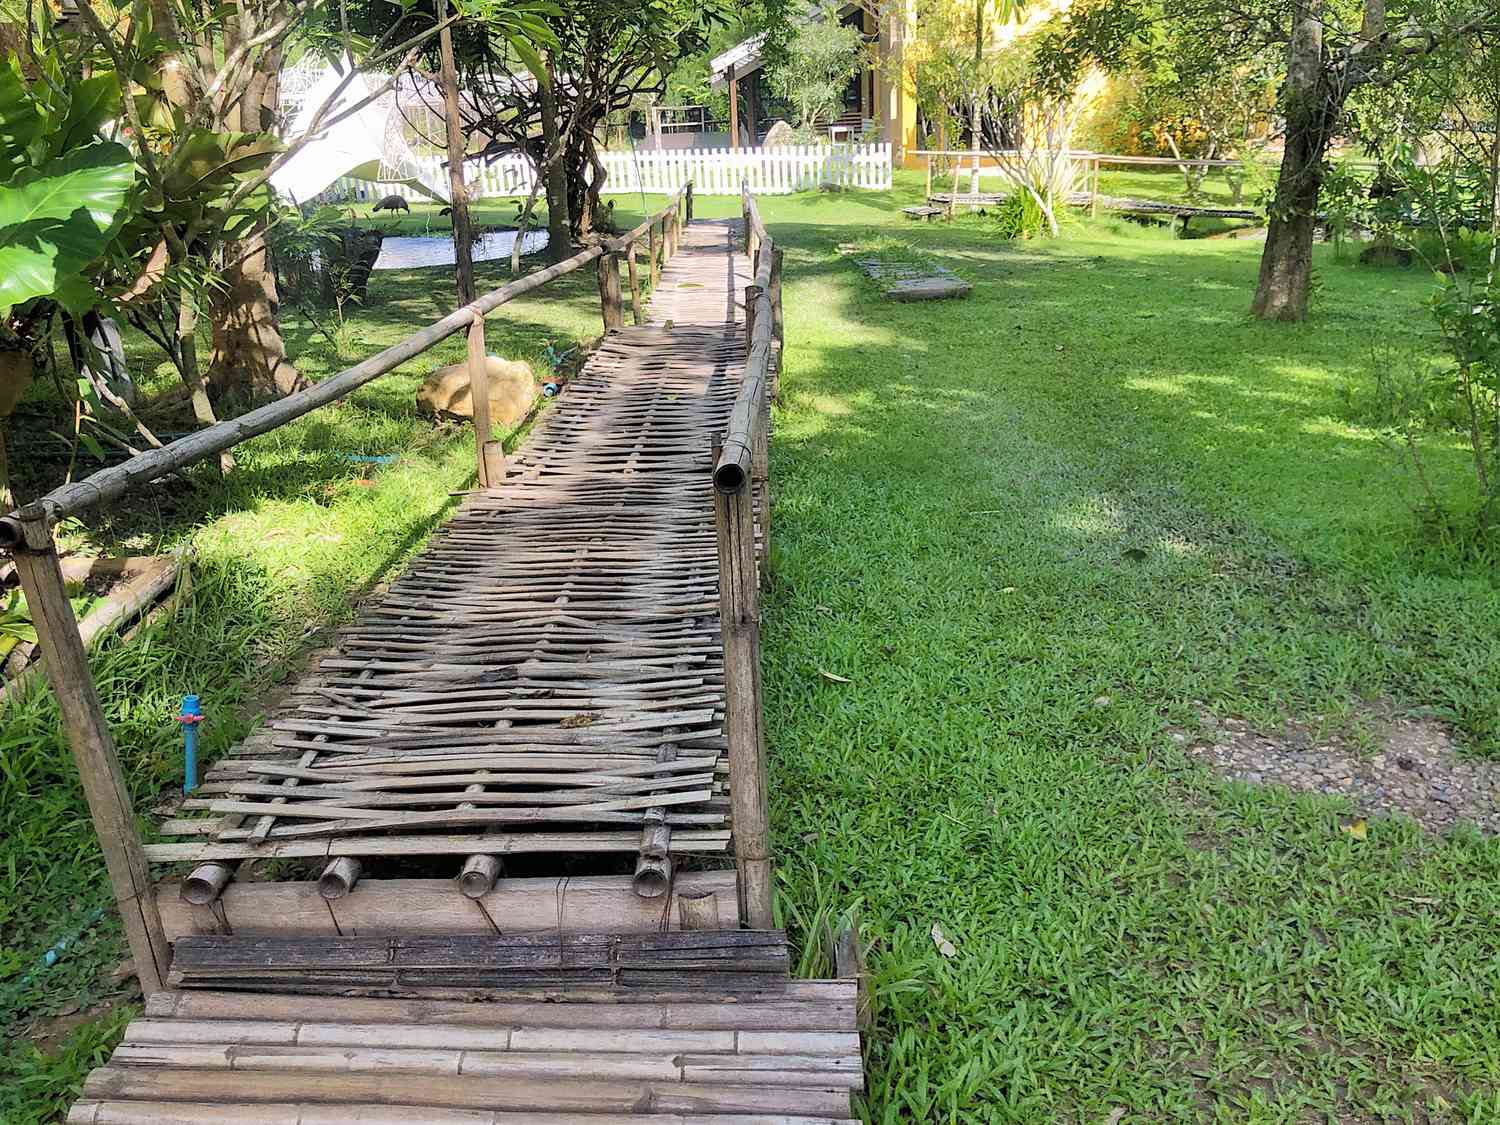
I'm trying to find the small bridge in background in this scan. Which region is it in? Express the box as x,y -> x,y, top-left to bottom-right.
1,189 -> 867,1123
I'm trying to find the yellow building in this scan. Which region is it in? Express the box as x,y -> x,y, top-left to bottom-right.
707,1 -> 920,161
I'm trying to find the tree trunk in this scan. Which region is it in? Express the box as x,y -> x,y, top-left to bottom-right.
209,226 -> 305,404
539,73 -> 572,263
208,39 -> 302,402
1250,0 -> 1337,322
437,0 -> 475,305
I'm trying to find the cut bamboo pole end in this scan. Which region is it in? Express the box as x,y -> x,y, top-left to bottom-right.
318,857 -> 362,900
678,888 -> 722,930
633,819 -> 672,899
458,854 -> 503,899
179,863 -> 232,906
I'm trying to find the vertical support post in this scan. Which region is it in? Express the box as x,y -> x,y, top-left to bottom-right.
713,481 -> 773,930
626,242 -> 643,326
686,182 -> 694,222
728,64 -> 739,149
744,283 -> 761,359
774,249 -> 786,358
467,312 -> 504,488
597,250 -> 624,332
9,508 -> 171,995
754,389 -> 772,582
1090,157 -> 1100,219
924,153 -> 932,197
648,221 -> 661,289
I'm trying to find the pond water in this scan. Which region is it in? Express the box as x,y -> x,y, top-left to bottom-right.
372,229 -> 550,271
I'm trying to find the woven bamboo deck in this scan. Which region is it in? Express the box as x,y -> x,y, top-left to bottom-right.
147,221 -> 752,873
67,216 -> 865,1123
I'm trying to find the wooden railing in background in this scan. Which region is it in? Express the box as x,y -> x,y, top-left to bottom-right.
0,185 -> 693,996
711,184 -> 783,931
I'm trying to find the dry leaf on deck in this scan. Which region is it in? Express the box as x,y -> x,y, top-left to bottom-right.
930,923 -> 957,958
559,712 -> 598,729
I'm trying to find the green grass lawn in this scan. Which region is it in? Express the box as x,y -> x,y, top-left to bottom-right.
4,171 -> 1500,1122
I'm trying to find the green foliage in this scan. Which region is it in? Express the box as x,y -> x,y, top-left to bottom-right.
767,0 -> 865,130
0,66 -> 135,318
0,589 -> 36,647
992,188 -> 1050,238
1318,159 -> 1372,259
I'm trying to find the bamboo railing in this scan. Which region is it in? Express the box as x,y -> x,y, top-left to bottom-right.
711,184 -> 783,930
0,184 -> 693,997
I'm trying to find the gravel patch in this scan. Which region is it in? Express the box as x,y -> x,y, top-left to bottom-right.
1176,707 -> 1500,836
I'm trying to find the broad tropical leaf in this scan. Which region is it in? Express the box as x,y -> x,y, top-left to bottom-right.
0,141 -> 135,230
53,76 -> 122,158
163,131 -> 283,203
0,142 -> 135,316
0,65 -> 45,176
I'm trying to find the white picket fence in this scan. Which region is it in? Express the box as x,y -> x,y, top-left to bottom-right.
320,143 -> 892,204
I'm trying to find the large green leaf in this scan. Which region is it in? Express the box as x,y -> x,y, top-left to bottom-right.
162,131 -> 283,203
53,77 -> 122,158
0,142 -> 135,231
0,142 -> 135,316
0,212 -> 108,315
0,65 -> 45,177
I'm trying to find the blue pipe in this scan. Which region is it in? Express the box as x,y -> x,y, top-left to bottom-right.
179,694 -> 203,793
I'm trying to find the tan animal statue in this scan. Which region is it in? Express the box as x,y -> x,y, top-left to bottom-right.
416,356 -> 536,427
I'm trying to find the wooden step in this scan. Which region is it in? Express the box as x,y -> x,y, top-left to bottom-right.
157,871 -> 741,940
147,980 -> 858,1030
168,930 -> 793,997
71,1104 -> 859,1124
71,976 -> 862,1122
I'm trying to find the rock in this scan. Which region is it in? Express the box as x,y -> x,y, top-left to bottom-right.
762,120 -> 795,148
417,356 -> 536,425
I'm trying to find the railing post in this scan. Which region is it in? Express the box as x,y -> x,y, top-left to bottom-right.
626,242 -> 643,326
769,247 -> 784,399
596,250 -> 624,333
754,401 -> 771,582
648,221 -> 661,289
686,182 -> 694,222
467,311 -> 504,488
713,476 -> 774,930
744,283 -> 761,359
8,507 -> 171,995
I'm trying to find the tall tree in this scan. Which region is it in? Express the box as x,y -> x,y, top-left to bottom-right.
1046,0 -> 1500,321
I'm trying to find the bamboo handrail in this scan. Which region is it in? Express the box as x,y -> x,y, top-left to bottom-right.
716,188 -> 775,496
0,185 -> 692,548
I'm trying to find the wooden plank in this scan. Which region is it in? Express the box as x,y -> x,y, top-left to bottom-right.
155,871 -> 739,939
145,981 -> 859,1029
80,1068 -> 856,1116
69,1104 -> 860,1125
143,830 -> 731,863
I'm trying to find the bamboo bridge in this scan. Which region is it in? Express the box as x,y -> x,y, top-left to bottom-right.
1,188 -> 867,1123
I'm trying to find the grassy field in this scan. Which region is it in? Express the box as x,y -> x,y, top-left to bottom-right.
4,171 -> 1500,1122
